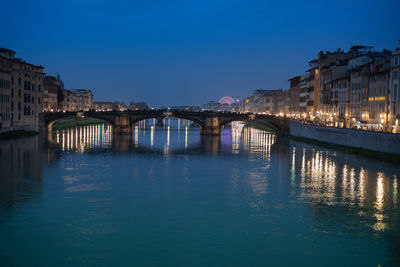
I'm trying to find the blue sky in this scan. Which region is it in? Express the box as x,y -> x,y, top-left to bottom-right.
1,0 -> 399,107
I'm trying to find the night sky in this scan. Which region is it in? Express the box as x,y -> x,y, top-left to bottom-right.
1,0 -> 399,107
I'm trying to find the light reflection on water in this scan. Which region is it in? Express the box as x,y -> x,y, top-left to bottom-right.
0,120 -> 400,265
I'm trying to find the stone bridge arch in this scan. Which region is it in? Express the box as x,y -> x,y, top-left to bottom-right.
217,114 -> 288,135
40,111 -> 115,132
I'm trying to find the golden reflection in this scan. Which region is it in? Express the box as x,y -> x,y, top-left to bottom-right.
358,168 -> 366,207
235,122 -> 275,159
349,168 -> 356,203
291,147 -> 296,188
231,122 -> 243,154
373,172 -> 386,231
394,175 -> 398,206
55,124 -> 113,152
342,165 -> 348,203
301,148 -> 306,184
134,125 -> 138,147
300,149 -> 337,203
163,125 -> 171,155
167,125 -> 170,147
150,125 -> 154,147
289,142 -> 398,234
185,125 -> 188,149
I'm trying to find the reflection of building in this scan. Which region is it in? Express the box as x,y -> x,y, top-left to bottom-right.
1,48 -> 45,131
70,89 -> 93,111
0,136 -> 44,206
290,143 -> 399,238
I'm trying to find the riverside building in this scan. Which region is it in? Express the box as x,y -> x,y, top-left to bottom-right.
61,89 -> 78,112
70,89 -> 93,111
389,44 -> 400,133
43,75 -> 64,112
0,48 -> 44,131
0,48 -> 12,131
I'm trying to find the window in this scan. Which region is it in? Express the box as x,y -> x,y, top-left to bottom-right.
395,84 -> 398,100
32,97 -> 34,104
38,97 -> 41,104
18,77 -> 21,85
394,70 -> 399,80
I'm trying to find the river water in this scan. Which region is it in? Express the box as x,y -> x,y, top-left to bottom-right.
0,120 -> 399,266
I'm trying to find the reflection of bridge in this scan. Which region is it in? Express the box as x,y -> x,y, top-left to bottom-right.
40,110 -> 290,135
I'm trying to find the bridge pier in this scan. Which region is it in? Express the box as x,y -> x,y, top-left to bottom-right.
200,117 -> 221,136
113,115 -> 132,134
39,113 -> 47,132
156,118 -> 164,127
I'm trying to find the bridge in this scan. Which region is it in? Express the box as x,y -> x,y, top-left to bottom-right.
39,110 -> 290,135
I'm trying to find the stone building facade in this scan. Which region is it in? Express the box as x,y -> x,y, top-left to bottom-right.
44,75 -> 64,112
389,45 -> 400,132
0,49 -> 12,130
0,48 -> 45,131
70,89 -> 93,111
62,89 -> 78,112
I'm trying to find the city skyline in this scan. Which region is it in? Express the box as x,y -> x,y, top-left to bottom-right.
1,0 -> 400,107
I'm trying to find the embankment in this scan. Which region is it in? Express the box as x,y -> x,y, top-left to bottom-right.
290,121 -> 400,161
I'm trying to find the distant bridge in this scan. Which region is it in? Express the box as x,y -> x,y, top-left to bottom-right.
39,110 -> 290,135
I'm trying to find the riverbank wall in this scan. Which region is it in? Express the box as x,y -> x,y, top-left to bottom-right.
290,121 -> 400,155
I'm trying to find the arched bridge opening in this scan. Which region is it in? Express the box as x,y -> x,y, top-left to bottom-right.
41,112 -> 115,132
219,118 -> 283,134
131,115 -> 205,129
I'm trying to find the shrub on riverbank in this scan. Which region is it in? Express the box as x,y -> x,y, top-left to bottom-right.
53,118 -> 106,130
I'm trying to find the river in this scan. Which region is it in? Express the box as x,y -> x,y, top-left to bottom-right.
0,120 -> 399,266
